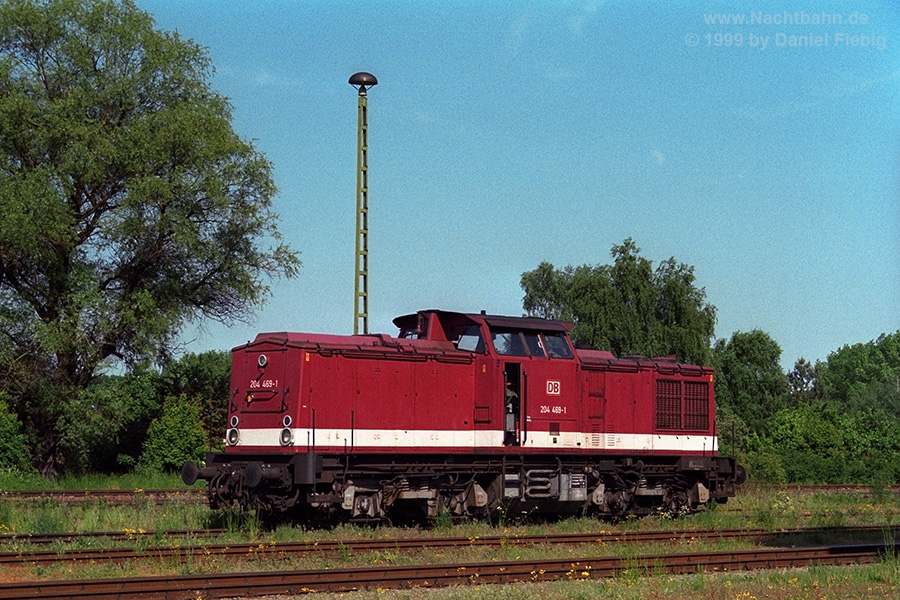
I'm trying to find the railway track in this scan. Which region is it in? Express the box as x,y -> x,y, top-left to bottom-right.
0,528 -> 225,546
2,524 -> 896,567
0,541 -> 896,600
0,488 -> 204,505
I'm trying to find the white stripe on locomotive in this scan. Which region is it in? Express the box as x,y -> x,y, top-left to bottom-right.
231,428 -> 717,453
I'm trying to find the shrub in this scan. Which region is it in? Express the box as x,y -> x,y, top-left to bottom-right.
0,393 -> 31,473
743,446 -> 787,484
139,394 -> 207,473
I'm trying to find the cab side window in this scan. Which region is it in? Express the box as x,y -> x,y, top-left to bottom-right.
490,329 -> 527,356
543,332 -> 573,358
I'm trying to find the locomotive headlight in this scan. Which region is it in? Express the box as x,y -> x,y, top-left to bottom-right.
230,415 -> 239,428
226,428 -> 240,446
257,354 -> 268,368
279,427 -> 294,446
282,415 -> 292,428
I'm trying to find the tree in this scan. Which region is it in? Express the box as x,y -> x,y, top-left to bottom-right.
520,261 -> 572,322
842,408 -> 900,483
711,330 -> 789,435
818,332 -> 900,414
770,333 -> 900,483
787,357 -> 822,406
520,239 -> 716,364
55,372 -> 159,473
0,0 -> 300,475
768,403 -> 847,483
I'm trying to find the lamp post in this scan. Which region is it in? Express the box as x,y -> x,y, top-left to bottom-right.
349,72 -> 377,335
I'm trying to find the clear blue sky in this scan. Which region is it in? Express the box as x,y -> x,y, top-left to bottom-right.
141,1 -> 899,370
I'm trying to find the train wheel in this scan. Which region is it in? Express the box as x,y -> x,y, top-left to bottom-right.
662,487 -> 690,516
735,464 -> 747,485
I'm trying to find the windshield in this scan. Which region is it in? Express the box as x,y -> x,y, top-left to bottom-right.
489,327 -> 573,358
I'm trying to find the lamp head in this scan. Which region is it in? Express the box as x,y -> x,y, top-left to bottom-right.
349,72 -> 378,93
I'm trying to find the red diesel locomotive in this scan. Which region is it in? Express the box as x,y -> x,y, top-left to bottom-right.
182,309 -> 744,523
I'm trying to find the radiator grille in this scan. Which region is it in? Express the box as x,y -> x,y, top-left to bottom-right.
656,379 -> 709,431
684,381 -> 709,429
655,380 -> 682,429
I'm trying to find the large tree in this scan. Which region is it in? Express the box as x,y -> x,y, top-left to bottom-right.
0,0 -> 299,474
711,330 -> 789,435
520,239 -> 716,364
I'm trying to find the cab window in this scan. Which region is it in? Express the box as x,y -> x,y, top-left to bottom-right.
543,331 -> 573,358
490,329 -> 527,356
524,332 -> 545,357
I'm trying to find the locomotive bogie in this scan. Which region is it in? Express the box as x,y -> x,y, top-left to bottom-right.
183,309 -> 743,524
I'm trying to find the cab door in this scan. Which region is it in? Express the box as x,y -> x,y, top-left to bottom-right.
502,362 -> 522,445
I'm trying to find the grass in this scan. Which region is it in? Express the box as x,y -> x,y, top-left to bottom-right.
0,470 -> 184,491
0,496 -> 214,537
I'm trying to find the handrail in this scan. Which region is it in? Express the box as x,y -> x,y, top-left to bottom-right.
522,371 -> 528,445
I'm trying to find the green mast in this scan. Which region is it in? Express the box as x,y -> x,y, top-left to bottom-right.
349,72 -> 377,335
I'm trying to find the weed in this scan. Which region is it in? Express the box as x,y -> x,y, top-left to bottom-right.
213,505 -> 262,537
882,526 -> 898,562
338,540 -> 351,561
432,506 -> 454,532
27,502 -> 65,534
0,499 -> 12,529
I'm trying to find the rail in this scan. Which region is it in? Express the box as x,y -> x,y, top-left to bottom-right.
2,524 -> 896,567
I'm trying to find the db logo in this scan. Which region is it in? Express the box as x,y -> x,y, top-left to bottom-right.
546,380 -> 561,395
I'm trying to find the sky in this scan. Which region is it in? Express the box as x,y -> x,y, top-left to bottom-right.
139,0 -> 900,370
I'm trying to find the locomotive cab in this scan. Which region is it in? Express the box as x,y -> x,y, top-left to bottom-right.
481,318 -> 578,449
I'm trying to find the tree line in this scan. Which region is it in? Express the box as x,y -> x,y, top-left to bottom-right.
3,236 -> 897,484
0,351 -> 228,476
521,241 -> 900,484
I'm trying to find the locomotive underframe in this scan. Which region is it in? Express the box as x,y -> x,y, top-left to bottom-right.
185,451 -> 743,523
